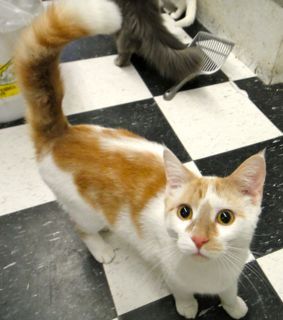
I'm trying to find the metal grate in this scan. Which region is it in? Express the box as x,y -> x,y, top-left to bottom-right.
191,32 -> 234,74
164,31 -> 235,100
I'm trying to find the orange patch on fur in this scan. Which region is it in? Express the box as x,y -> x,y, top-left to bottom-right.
188,201 -> 218,239
214,178 -> 246,218
100,127 -> 145,140
52,125 -> 166,232
14,4 -> 89,158
166,177 -> 209,212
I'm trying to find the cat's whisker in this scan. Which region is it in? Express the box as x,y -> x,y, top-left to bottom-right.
221,255 -> 247,291
250,250 -> 264,257
220,255 -> 246,291
242,262 -> 272,295
235,230 -> 272,238
239,271 -> 267,315
215,258 -> 230,288
225,245 -> 264,259
134,244 -> 178,289
224,251 -> 271,306
225,245 -> 246,252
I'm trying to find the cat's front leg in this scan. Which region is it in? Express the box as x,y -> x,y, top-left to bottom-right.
219,283 -> 248,319
115,31 -> 136,67
114,53 -> 132,67
81,232 -> 115,264
167,281 -> 198,318
175,295 -> 198,319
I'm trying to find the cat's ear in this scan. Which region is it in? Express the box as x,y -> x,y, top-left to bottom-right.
163,149 -> 196,192
229,151 -> 266,204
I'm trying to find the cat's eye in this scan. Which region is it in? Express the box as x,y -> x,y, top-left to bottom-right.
216,209 -> 235,225
177,205 -> 193,220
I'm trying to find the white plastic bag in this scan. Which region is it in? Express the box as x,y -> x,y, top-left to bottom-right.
0,0 -> 43,123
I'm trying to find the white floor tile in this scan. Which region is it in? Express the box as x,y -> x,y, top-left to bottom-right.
184,161 -> 201,176
61,56 -> 152,115
257,249 -> 283,301
0,125 -> 55,216
221,53 -> 255,81
156,82 -> 281,160
246,251 -> 255,263
103,233 -> 169,316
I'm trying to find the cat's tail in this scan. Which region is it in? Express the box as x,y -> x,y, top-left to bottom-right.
14,0 -> 122,153
140,9 -> 201,82
143,39 -> 201,83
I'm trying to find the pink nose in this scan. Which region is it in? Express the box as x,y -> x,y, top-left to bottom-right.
191,236 -> 209,249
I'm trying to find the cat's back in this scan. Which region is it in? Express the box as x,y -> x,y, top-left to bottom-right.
39,123 -> 165,183
38,124 -> 166,231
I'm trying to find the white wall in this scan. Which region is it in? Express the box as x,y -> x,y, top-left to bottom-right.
197,0 -> 283,84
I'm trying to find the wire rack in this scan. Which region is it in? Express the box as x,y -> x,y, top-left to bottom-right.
164,31 -> 235,100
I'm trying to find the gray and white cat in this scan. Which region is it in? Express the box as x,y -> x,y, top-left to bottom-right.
113,0 -> 201,81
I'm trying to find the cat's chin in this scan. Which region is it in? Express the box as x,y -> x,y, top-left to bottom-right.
191,252 -> 209,262
200,250 -> 224,261
178,247 -> 211,262
186,249 -> 224,262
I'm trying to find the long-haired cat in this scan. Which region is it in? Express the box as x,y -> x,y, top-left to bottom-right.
15,0 -> 266,318
113,0 -> 201,81
161,0 -> 197,28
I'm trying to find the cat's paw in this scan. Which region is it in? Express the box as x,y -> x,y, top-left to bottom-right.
114,56 -> 130,67
114,56 -> 123,67
170,12 -> 179,20
89,242 -> 115,264
176,299 -> 198,319
222,296 -> 248,319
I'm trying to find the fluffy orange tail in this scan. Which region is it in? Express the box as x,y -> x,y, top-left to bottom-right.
14,0 -> 122,154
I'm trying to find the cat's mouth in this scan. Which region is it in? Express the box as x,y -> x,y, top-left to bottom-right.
192,251 -> 209,260
177,243 -> 210,260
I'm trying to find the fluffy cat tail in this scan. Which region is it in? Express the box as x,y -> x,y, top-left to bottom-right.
141,22 -> 201,82
146,44 -> 201,82
14,0 -> 122,151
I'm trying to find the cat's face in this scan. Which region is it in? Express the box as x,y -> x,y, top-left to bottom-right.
163,149 -> 266,262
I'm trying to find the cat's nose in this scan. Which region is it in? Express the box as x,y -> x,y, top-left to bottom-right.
191,236 -> 209,249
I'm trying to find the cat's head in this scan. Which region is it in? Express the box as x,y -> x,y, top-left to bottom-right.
163,149 -> 266,262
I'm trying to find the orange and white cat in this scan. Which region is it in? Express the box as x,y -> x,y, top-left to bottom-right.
15,1 -> 266,319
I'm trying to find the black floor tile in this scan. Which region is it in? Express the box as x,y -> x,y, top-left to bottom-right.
118,295 -> 181,320
235,77 -> 283,132
68,98 -> 191,162
195,136 -> 283,258
0,202 -> 116,320
61,35 -> 117,63
238,260 -> 283,320
0,118 -> 25,130
119,261 -> 283,320
132,55 -> 228,97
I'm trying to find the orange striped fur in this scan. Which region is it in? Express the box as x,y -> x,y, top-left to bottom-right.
14,4 -> 91,156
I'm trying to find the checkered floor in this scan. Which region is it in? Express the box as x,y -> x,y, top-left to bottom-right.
0,8 -> 283,320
